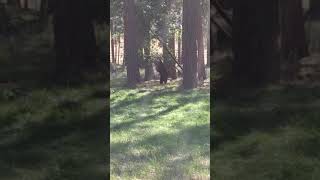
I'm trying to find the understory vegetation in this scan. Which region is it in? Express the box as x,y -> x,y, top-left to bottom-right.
0,27 -> 107,180
212,86 -> 320,180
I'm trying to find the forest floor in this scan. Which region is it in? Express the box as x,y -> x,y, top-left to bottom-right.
212,85 -> 320,180
110,71 -> 210,179
0,31 -> 107,179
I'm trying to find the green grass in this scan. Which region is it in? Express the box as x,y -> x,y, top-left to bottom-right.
0,27 -> 108,179
212,86 -> 320,180
110,76 -> 210,179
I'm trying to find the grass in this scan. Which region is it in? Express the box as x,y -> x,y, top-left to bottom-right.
212,85 -> 320,180
110,75 -> 210,179
0,26 -> 108,179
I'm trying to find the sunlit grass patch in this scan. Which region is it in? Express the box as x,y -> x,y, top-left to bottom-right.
110,75 -> 210,179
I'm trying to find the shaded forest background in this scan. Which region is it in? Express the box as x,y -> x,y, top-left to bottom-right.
0,0 -> 109,179
212,0 -> 320,179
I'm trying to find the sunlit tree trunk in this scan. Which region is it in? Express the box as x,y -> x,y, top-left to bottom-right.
177,32 -> 181,64
117,34 -> 121,64
111,20 -> 116,63
182,0 -> 198,89
114,33 -> 117,64
123,4 -> 128,66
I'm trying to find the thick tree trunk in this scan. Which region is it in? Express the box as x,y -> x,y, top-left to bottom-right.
124,0 -> 140,87
279,0 -> 309,81
51,0 -> 99,82
182,0 -> 198,89
231,0 -> 280,87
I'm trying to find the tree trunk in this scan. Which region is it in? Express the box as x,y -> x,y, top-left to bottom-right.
123,3 -> 128,66
117,34 -> 121,64
182,0 -> 198,89
207,30 -> 210,67
231,0 -> 280,87
159,0 -> 174,80
23,0 -> 28,9
279,0 -> 309,81
124,0 -> 140,87
177,31 -> 182,76
40,0 -> 49,29
168,32 -> 177,79
178,32 -> 181,64
51,0 -> 99,81
196,1 -> 206,82
144,21 -> 155,81
111,20 -> 116,63
114,33 -> 117,64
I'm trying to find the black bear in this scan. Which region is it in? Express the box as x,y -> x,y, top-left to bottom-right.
156,60 -> 168,84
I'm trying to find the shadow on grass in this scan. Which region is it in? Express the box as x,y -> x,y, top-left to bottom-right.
0,108 -> 107,179
212,86 -> 320,148
111,91 -> 208,132
111,124 -> 209,178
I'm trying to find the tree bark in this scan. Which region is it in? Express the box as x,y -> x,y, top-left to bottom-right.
144,21 -> 155,81
111,20 -> 116,63
231,0 -> 280,87
196,0 -> 206,82
159,0 -> 175,80
23,0 -> 28,9
177,32 -> 181,64
40,0 -> 49,29
50,0 -> 100,81
279,0 -> 309,81
124,0 -> 140,87
182,0 -> 198,89
117,34 -> 121,64
168,32 -> 177,79
114,32 -> 118,64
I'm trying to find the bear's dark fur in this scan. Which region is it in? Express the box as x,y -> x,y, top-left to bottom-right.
156,60 -> 168,84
